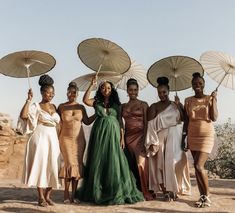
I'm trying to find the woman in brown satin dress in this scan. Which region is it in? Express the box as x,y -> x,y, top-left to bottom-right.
183,72 -> 218,208
121,78 -> 153,200
58,82 -> 95,204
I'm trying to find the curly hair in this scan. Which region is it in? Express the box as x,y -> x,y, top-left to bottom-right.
38,74 -> 54,93
94,81 -> 121,106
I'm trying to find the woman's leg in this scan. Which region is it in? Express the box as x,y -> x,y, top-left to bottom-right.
137,155 -> 153,200
64,178 -> 71,202
71,178 -> 79,203
37,187 -> 47,207
191,151 -> 204,195
44,187 -> 54,205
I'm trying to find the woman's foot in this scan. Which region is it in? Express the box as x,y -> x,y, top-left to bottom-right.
170,192 -> 178,201
144,193 -> 155,201
63,199 -> 71,204
71,198 -> 80,204
45,198 -> 55,206
38,198 -> 48,207
163,192 -> 171,202
195,195 -> 211,208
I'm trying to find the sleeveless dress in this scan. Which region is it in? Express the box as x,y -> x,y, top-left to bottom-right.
122,102 -> 149,196
59,105 -> 86,180
75,102 -> 144,205
185,96 -> 215,153
18,103 -> 61,189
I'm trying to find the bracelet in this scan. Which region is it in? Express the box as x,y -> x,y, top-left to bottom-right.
182,132 -> 187,135
26,99 -> 31,103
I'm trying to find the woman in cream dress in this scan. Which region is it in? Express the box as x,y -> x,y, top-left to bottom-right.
146,77 -> 191,201
183,72 -> 218,208
58,82 -> 95,203
18,75 -> 61,207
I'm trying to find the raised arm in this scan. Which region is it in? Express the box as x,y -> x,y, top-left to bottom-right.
209,91 -> 218,122
83,77 -> 96,107
20,89 -> 33,119
81,105 -> 96,125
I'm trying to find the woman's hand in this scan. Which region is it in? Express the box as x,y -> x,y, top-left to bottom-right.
120,138 -> 125,149
91,76 -> 97,87
174,95 -> 180,105
149,144 -> 159,153
181,135 -> 188,152
27,89 -> 33,101
211,90 -> 217,100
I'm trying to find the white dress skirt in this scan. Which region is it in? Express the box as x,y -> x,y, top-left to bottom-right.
145,103 -> 191,195
18,102 -> 61,189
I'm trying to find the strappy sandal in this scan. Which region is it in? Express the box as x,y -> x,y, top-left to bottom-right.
38,198 -> 48,207
195,195 -> 205,208
163,192 -> 171,202
170,192 -> 179,201
46,198 -> 55,206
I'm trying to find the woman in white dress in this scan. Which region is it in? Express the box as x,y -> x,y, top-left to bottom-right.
18,74 -> 61,207
146,77 -> 191,201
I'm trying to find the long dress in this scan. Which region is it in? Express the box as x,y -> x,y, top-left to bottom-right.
59,105 -> 86,180
184,96 -> 215,153
122,102 -> 149,196
17,102 -> 61,189
76,102 -> 144,205
145,103 -> 191,194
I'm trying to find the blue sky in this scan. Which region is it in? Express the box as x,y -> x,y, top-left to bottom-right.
0,0 -> 235,126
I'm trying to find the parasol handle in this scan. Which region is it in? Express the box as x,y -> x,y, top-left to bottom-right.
26,66 -> 32,89
96,64 -> 103,76
215,73 -> 228,91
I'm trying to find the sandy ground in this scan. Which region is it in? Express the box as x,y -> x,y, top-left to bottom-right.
0,178 -> 234,213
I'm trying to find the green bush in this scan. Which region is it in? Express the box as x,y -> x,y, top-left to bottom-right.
205,118 -> 235,179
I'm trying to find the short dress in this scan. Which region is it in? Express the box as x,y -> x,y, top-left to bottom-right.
185,96 -> 215,153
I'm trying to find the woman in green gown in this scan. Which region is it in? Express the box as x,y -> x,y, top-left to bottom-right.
75,77 -> 144,205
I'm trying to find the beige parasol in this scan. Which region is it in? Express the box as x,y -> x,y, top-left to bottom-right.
72,71 -> 122,91
147,55 -> 204,92
200,51 -> 235,90
116,60 -> 148,90
0,50 -> 56,88
77,38 -> 131,75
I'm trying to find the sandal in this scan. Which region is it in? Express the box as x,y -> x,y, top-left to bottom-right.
164,192 -> 171,202
71,198 -> 80,204
38,198 -> 48,207
195,195 -> 205,208
46,198 -> 55,206
170,192 -> 178,201
63,199 -> 71,204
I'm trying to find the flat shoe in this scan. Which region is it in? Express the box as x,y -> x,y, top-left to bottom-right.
63,199 -> 71,204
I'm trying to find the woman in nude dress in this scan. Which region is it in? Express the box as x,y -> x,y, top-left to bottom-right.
183,72 -> 218,208
121,78 -> 153,200
58,82 -> 95,203
146,77 -> 191,201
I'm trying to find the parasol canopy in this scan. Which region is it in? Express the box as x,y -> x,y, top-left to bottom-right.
77,38 -> 131,74
0,50 -> 56,88
147,55 -> 204,91
200,51 -> 235,90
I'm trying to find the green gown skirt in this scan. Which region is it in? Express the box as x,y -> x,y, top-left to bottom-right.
75,109 -> 144,205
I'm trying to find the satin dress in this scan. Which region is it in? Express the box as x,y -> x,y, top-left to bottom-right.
146,103 -> 191,195
18,103 -> 61,189
122,102 -> 150,197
